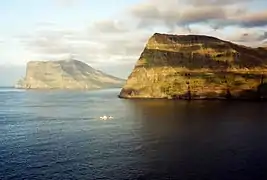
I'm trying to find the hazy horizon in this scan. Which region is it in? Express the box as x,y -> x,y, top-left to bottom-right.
0,0 -> 267,86
0,62 -> 132,87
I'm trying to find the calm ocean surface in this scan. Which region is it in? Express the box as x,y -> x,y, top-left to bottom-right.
1,87 -> 267,180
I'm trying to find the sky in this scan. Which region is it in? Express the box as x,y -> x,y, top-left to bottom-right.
0,0 -> 267,86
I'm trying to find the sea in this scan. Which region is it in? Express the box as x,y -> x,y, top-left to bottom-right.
1,87 -> 267,180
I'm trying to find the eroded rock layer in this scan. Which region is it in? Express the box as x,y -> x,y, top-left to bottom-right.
119,33 -> 267,100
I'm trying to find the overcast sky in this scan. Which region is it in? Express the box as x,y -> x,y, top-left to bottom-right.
0,0 -> 267,86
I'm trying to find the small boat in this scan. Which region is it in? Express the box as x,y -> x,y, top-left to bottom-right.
100,115 -> 113,120
100,115 -> 108,120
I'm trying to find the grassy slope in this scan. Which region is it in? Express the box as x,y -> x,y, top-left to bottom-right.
120,33 -> 267,99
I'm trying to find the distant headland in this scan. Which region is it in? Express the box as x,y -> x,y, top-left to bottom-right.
15,59 -> 125,90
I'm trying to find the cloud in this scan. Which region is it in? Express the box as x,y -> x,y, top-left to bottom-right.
19,26 -> 98,61
17,0 -> 267,73
260,32 -> 267,41
187,0 -> 253,6
129,0 -> 266,31
130,1 -> 181,30
18,21 -> 149,68
235,11 -> 267,28
91,20 -> 129,33
224,27 -> 267,47
55,0 -> 84,7
229,30 -> 267,42
179,6 -> 227,25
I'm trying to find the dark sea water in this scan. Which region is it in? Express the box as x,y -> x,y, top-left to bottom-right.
1,88 -> 267,180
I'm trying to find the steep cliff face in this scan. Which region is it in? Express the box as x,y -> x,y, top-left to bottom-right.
16,59 -> 125,89
119,33 -> 267,100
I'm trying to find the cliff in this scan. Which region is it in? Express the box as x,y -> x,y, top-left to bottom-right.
119,33 -> 267,100
16,59 -> 125,90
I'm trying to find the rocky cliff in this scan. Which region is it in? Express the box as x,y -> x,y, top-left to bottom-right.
119,33 -> 267,100
16,59 -> 125,89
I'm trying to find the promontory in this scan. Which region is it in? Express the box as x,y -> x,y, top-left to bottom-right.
119,33 -> 267,100
16,59 -> 125,90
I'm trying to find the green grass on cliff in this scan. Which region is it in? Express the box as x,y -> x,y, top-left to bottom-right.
125,33 -> 267,99
151,68 -> 264,98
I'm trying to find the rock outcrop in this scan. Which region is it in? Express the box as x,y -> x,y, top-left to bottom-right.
16,59 -> 125,89
119,33 -> 267,100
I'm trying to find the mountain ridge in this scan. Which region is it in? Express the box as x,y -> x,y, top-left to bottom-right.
119,33 -> 267,100
16,59 -> 125,90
